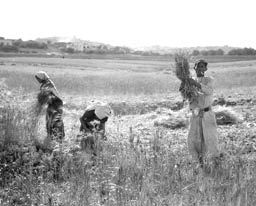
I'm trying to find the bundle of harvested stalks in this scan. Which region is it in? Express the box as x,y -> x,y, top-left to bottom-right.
37,90 -> 52,106
174,53 -> 198,102
154,114 -> 187,129
214,106 -> 243,125
33,90 -> 52,117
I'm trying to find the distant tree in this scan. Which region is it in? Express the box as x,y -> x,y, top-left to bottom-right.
244,47 -> 256,55
201,50 -> 209,56
215,49 -> 224,55
65,47 -> 75,53
200,49 -> 224,56
20,40 -> 48,49
228,49 -> 242,55
141,51 -> 154,56
95,49 -> 107,54
133,50 -> 143,55
0,45 -> 18,52
228,47 -> 256,55
13,39 -> 23,47
113,46 -> 125,54
163,53 -> 173,57
85,49 -> 94,54
192,50 -> 200,56
207,50 -> 214,55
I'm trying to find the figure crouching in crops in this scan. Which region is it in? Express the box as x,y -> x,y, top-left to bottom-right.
35,71 -> 65,141
186,60 -> 219,168
79,102 -> 111,154
80,102 -> 111,136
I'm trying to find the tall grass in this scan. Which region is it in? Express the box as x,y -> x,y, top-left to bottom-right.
0,68 -> 177,95
2,125 -> 256,205
1,82 -> 256,205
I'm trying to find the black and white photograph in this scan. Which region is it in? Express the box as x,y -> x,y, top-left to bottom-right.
1,0 -> 256,205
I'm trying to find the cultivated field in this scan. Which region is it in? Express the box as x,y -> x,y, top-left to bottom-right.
1,56 -> 256,205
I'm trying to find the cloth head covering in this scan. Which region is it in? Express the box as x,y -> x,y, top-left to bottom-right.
35,71 -> 61,99
35,71 -> 50,81
194,59 -> 208,72
86,102 -> 112,120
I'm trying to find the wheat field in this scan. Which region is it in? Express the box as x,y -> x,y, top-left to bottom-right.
1,56 -> 256,205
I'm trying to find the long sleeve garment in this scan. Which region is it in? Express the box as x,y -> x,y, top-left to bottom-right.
187,76 -> 218,162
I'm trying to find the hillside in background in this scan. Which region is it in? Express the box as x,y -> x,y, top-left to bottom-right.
1,36 -> 256,58
36,36 -> 112,48
37,36 -> 239,54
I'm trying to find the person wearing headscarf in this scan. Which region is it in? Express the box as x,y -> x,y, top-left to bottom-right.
35,71 -> 61,98
80,101 -> 112,135
35,71 -> 65,140
187,60 -> 219,167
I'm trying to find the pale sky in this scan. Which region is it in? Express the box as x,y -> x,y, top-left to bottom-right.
1,0 -> 255,48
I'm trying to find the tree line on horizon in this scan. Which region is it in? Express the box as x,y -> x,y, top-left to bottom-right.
192,48 -> 256,56
1,36 -> 256,56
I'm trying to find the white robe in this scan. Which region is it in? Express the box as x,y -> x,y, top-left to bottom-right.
188,76 -> 219,161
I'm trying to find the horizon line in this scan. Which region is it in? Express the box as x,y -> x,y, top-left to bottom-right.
1,35 -> 255,50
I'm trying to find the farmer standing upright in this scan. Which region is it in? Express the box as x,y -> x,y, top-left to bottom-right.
35,71 -> 65,141
186,60 -> 219,167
